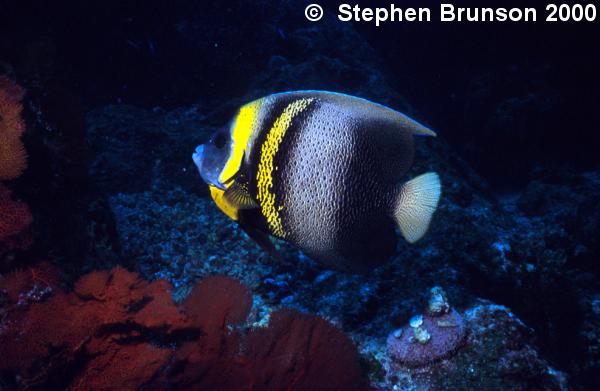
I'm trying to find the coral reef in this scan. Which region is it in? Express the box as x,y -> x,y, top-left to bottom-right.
243,309 -> 368,391
0,263 -> 368,390
0,264 -> 193,389
379,303 -> 569,390
380,286 -> 566,388
355,287 -> 567,390
83,94 -> 600,381
83,101 -> 599,388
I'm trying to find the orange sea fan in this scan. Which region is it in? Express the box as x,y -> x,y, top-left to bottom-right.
0,75 -> 27,180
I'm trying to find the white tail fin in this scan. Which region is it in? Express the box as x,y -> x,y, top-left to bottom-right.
394,172 -> 441,243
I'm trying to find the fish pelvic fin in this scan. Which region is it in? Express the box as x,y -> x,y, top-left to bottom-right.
393,172 -> 441,243
239,223 -> 284,263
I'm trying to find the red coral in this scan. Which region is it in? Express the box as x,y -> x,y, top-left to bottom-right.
0,267 -> 368,390
71,341 -> 173,391
73,269 -> 111,300
244,309 -> 369,391
0,262 -> 59,303
0,263 -> 70,373
184,275 -> 253,328
164,275 -> 255,390
0,265 -> 194,389
168,280 -> 368,391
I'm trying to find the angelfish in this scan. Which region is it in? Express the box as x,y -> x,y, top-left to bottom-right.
193,91 -> 441,271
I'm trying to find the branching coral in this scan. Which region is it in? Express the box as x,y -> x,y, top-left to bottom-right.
0,75 -> 27,180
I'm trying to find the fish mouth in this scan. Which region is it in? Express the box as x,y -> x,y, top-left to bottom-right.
192,145 -> 204,166
192,144 -> 227,190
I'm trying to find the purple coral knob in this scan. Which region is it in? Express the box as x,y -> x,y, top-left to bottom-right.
387,309 -> 466,367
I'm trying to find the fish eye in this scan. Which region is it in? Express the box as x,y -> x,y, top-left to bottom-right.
213,132 -> 228,149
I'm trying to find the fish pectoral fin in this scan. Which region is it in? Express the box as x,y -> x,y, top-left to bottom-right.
223,181 -> 259,210
240,224 -> 285,262
393,172 -> 441,243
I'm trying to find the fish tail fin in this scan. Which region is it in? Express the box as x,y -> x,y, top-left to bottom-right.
393,172 -> 441,243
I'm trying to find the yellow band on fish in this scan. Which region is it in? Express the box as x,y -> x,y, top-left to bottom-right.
256,98 -> 314,237
219,100 -> 262,185
209,185 -> 239,221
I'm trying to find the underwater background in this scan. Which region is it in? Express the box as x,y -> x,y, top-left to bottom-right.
1,0 -> 599,390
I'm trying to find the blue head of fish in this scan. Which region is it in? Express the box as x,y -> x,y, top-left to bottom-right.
192,127 -> 231,190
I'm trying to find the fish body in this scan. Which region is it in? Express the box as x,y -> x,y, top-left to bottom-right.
193,91 -> 441,271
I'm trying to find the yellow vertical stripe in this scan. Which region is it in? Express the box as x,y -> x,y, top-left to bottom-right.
256,98 -> 314,237
218,100 -> 262,184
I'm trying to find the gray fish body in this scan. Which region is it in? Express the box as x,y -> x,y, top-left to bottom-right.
267,93 -> 411,269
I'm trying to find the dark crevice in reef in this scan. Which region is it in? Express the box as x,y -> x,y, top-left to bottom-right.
96,322 -> 204,348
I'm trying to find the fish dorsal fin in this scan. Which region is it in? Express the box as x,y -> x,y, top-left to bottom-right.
223,174 -> 258,210
395,112 -> 437,137
295,91 -> 437,137
393,172 -> 441,243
